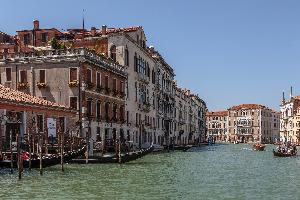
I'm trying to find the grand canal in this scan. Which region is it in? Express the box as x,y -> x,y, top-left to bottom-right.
1,144 -> 300,200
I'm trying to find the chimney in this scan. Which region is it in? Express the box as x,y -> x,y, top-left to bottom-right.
91,27 -> 96,36
290,86 -> 293,99
282,91 -> 286,104
102,25 -> 107,36
33,19 -> 39,30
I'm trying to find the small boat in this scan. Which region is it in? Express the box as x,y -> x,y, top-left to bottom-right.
152,144 -> 164,152
252,144 -> 266,151
70,145 -> 154,164
0,146 -> 85,168
233,141 -> 239,144
273,146 -> 297,157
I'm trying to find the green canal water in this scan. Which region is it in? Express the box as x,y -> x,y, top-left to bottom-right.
1,144 -> 300,200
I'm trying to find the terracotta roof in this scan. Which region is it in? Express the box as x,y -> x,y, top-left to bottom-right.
207,111 -> 228,116
0,84 -> 72,112
294,95 -> 300,100
106,26 -> 142,34
228,104 -> 266,111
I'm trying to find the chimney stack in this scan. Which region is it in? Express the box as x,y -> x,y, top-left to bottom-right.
282,91 -> 286,104
91,27 -> 96,36
102,25 -> 107,36
290,86 -> 293,99
33,19 -> 39,30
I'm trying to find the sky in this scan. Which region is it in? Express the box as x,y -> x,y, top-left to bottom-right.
1,0 -> 300,111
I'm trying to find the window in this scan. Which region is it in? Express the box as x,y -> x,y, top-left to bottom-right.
134,53 -> 137,72
86,68 -> 92,83
41,32 -> 48,43
105,102 -> 110,121
120,81 -> 124,93
152,70 -> 156,84
110,45 -> 116,62
69,68 -> 78,82
87,99 -> 92,117
104,75 -> 109,88
96,101 -> 101,119
37,115 -> 44,133
112,104 -> 117,120
113,78 -> 117,91
59,117 -> 65,133
96,127 -> 101,142
24,34 -> 30,45
96,72 -> 101,87
69,97 -> 78,109
5,68 -> 11,82
20,70 -> 27,83
39,70 -> 46,83
125,47 -> 129,66
120,105 -> 124,121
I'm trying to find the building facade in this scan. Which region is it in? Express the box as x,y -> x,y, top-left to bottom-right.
228,104 -> 280,143
0,48 -> 127,154
280,92 -> 300,144
206,111 -> 228,142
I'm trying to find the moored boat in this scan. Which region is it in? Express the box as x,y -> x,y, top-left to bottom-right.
0,146 -> 85,168
252,144 -> 266,151
70,144 -> 154,164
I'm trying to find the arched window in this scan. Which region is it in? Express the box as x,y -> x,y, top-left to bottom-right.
112,103 -> 117,121
125,46 -> 129,66
110,45 -> 116,62
105,102 -> 110,121
120,105 -> 125,122
134,52 -> 137,72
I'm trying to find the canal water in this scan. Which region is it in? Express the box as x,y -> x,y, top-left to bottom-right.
1,144 -> 300,200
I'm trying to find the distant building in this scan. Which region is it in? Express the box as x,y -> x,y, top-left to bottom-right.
280,89 -> 300,144
228,104 -> 280,143
206,111 -> 228,142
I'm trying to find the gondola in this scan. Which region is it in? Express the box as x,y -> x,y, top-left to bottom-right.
252,144 -> 266,151
273,149 -> 297,157
0,146 -> 85,168
70,144 -> 154,164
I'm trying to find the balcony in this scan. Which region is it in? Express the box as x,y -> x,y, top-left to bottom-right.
36,82 -> 47,89
141,102 -> 151,113
17,82 -> 29,90
86,82 -> 95,90
138,73 -> 149,84
68,80 -> 78,87
95,85 -> 104,93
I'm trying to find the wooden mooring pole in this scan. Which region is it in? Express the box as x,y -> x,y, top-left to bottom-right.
61,131 -> 64,172
39,135 -> 43,176
10,130 -> 13,174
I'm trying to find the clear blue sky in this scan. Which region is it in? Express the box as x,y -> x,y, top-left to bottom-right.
1,0 -> 300,111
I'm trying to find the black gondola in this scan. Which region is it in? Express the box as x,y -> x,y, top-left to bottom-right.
0,146 -> 85,168
70,145 -> 154,164
273,149 -> 297,157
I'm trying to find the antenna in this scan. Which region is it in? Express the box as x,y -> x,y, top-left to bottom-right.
82,9 -> 85,30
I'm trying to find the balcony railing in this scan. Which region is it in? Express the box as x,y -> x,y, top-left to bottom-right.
138,73 -> 149,84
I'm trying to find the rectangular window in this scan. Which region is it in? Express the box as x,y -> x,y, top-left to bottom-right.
70,96 -> 78,109
20,70 -> 27,83
86,68 -> 92,83
96,101 -> 101,119
69,68 -> 78,82
120,81 -> 124,93
96,127 -> 101,142
39,70 -> 46,83
41,32 -> 48,43
96,72 -> 101,87
113,78 -> 117,91
24,34 -> 30,45
59,117 -> 65,133
37,115 -> 44,133
87,99 -> 92,117
5,68 -> 11,82
104,75 -> 109,88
